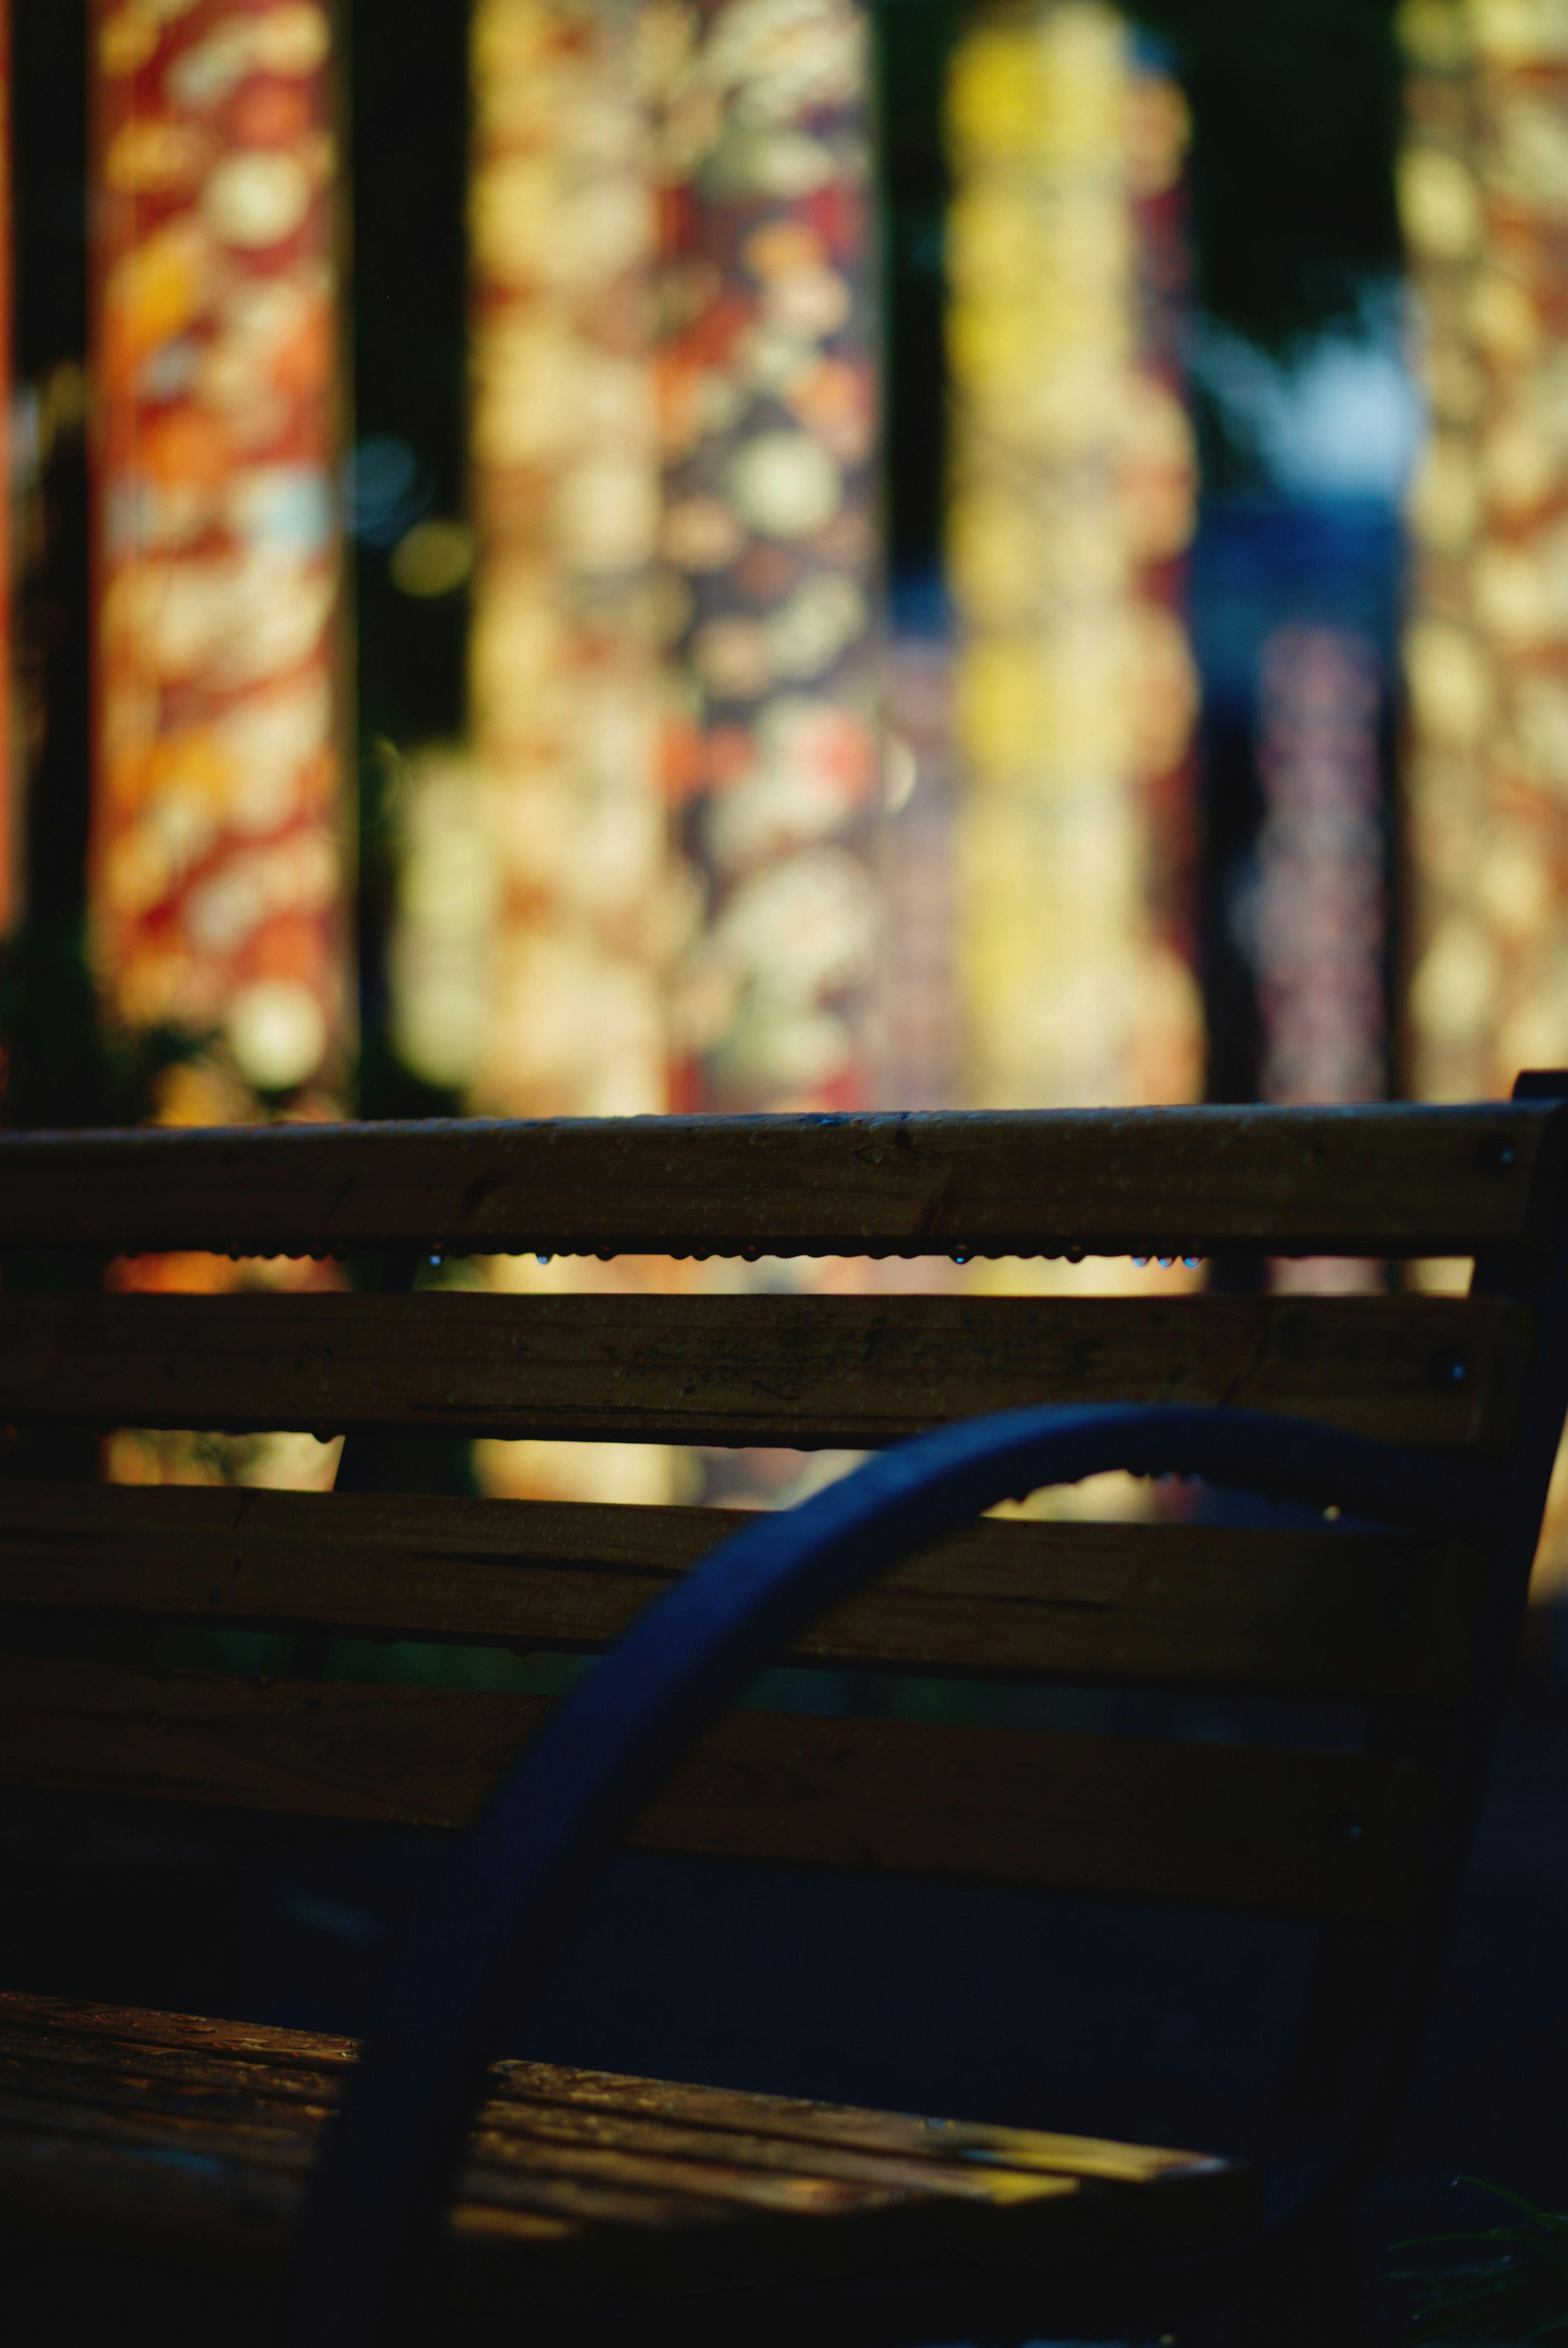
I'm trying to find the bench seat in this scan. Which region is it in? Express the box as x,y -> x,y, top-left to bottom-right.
0,1992 -> 1255,2316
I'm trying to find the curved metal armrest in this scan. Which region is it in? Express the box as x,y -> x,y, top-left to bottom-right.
278,1402 -> 1497,2348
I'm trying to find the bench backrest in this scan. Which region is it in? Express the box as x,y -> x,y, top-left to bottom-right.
1,1090 -> 1566,2145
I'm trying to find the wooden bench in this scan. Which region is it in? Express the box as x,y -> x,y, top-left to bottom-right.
0,1082 -> 1566,2347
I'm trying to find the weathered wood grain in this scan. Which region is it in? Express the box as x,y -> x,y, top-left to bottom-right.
0,1101 -> 1554,1259
0,1993 -> 1225,2182
481,2058 -> 1207,2186
0,2042 -> 1117,2204
0,1482 -> 1486,1701
0,1290 -> 1533,1452
0,1660 -> 1433,1922
0,1994 -> 1256,2297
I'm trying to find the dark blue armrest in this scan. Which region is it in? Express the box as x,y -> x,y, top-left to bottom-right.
278,1402 -> 1498,2348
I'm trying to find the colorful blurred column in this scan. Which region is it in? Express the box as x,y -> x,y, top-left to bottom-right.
1401,0 -> 1568,1102
1125,44 -> 1201,1074
89,0 -> 347,1120
655,0 -> 882,1114
1252,626 -> 1386,1110
1399,0 -> 1568,1583
455,0 -> 675,1512
946,0 -> 1201,1115
414,0 -> 880,1124
449,0 -> 667,1122
1252,620 -> 1388,1298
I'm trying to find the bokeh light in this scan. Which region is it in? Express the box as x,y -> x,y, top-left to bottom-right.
88,0 -> 347,1119
947,0 -> 1202,1122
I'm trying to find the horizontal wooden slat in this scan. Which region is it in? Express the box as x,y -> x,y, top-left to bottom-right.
0,1100 -> 1559,1258
0,1483 -> 1486,1702
0,2018 -> 1100,2297
0,1659 -> 1436,1922
0,1996 -> 1214,2190
0,1995 -> 1258,2295
0,1290 -> 1533,1452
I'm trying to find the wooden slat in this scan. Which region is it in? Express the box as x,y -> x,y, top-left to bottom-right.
0,2010 -> 1095,2297
482,2058 -> 1202,2187
0,1659 -> 1435,1922
0,1991 -> 1234,2194
0,1994 -> 1258,2294
0,1100 -> 1557,1258
0,1290 -> 1533,1452
0,2038 -> 1118,2200
0,1483 -> 1486,1702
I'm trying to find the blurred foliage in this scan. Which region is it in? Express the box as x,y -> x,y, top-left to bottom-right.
8,3 -> 101,1140
351,1024 -> 464,1123
346,0 -> 470,735
1393,2183 -> 1568,2343
344,0 -> 472,1115
332,1427 -> 481,1498
0,924 -> 192,1133
13,0 -> 85,379
1140,0 -> 1403,356
876,0 -> 963,590
876,0 -> 1403,575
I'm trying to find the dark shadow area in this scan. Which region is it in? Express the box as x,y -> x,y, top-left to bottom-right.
3,1657 -> 1567,2343
345,0 -> 472,1120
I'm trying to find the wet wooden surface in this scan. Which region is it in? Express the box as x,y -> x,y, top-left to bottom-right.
0,1290 -> 1533,1453
0,1482 -> 1486,1702
0,1101 -> 1552,1259
0,1990 -> 1256,2303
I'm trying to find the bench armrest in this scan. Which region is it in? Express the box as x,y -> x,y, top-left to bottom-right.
279,1403 -> 1499,2348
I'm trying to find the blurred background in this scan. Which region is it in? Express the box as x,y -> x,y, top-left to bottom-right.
5,6 -> 1568,2334
2,0 -> 1539,1491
